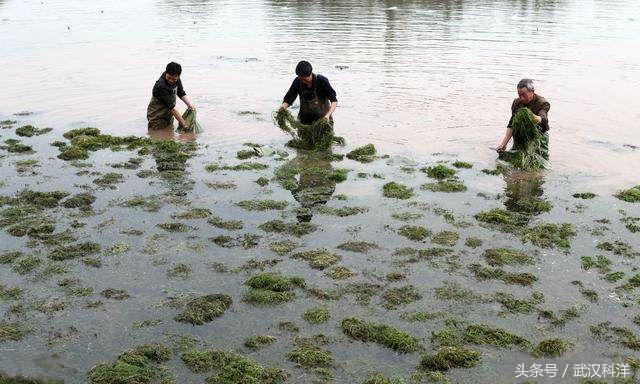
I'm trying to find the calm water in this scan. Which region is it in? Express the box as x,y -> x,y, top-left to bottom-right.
1,0 -> 639,189
1,1 -> 640,384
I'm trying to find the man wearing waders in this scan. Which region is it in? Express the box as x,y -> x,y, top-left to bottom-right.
147,62 -> 195,130
280,61 -> 338,125
496,78 -> 550,154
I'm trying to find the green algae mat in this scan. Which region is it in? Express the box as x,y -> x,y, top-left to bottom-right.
0,118 -> 640,383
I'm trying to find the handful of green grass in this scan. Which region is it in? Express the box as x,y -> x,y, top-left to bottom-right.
500,108 -> 548,170
178,108 -> 202,133
274,107 -> 335,150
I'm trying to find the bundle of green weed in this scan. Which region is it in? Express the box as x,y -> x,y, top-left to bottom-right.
177,108 -> 202,133
274,108 -> 334,150
500,108 -> 548,170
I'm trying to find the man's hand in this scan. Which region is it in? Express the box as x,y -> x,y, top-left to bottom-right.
189,105 -> 196,111
534,115 -> 542,124
496,144 -> 507,153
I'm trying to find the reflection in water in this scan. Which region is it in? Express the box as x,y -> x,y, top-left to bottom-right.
276,150 -> 336,222
503,171 -> 549,215
148,131 -> 198,196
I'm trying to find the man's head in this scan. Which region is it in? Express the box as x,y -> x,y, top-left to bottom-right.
295,60 -> 313,86
165,62 -> 182,86
517,78 -> 536,104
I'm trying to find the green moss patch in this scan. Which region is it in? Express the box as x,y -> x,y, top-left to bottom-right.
88,344 -> 173,384
175,294 -> 232,325
181,349 -> 286,383
243,273 -> 305,305
171,208 -> 212,220
420,346 -> 480,371
452,161 -> 473,169
398,225 -> 431,241
494,291 -> 543,314
317,206 -> 368,217
383,182 -> 414,199
101,288 -> 130,300
421,180 -> 467,193
423,164 -> 457,180
465,237 -> 483,248
470,264 -> 537,286
590,321 -> 640,350
120,196 -> 161,212
287,344 -> 333,368
235,200 -> 288,211
597,241 -> 639,258
0,321 -> 29,342
615,186 -> 640,203
434,282 -> 482,303
532,338 -> 569,357
206,162 -> 269,172
573,192 -> 596,199
484,248 -> 535,266
400,311 -> 446,322
3,139 -> 33,153
268,241 -> 297,255
62,193 -> 96,210
292,249 -> 341,269
207,216 -> 243,231
622,217 -> 640,233
325,266 -> 355,280
49,242 -> 100,261
245,335 -> 277,350
346,144 -> 376,163
431,231 -> 459,246
258,220 -> 317,237
474,208 -> 528,232
93,172 -> 124,188
381,285 -> 422,309
341,317 -> 420,353
521,223 -> 576,249
463,324 -> 531,349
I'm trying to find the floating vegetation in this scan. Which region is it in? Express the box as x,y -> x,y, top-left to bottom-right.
211,234 -> 260,249
382,182 -> 414,199
245,335 -> 277,350
13,256 -> 42,274
317,206 -> 368,217
0,119 -> 17,128
206,161 -> 269,172
469,264 -> 537,286
175,294 -> 232,325
235,199 -> 288,211
244,273 -> 305,305
597,240 -> 639,258
434,282 -> 483,303
494,291 -> 544,314
287,344 -> 333,368
292,249 -> 341,269
381,285 -> 422,309
483,248 -> 535,266
208,216 -> 243,231
474,208 -> 528,232
171,208 -> 211,220
258,219 -> 317,237
156,222 -> 194,232
499,108 -> 548,170
255,176 -> 270,186
205,181 -> 237,190
93,172 -> 124,188
521,223 -> 576,249
49,242 -> 100,261
101,288 -> 130,300
421,180 -> 467,193
325,266 -> 355,280
167,263 -> 192,279
275,107 -> 335,150
615,186 -> 640,203
590,321 -> 640,350
391,212 -> 423,221
423,164 -> 457,180
571,280 -> 598,303
120,196 -> 161,212
573,192 -> 597,199
237,148 -> 259,160
452,161 -> 473,169
431,231 -> 459,246
465,237 -> 483,248
15,159 -> 39,175
182,349 -> 286,383
336,241 -> 379,253
87,344 -> 173,384
622,216 -> 640,233
532,338 -> 569,357
400,311 -> 446,322
62,193 -> 96,210
3,139 -> 33,153
341,317 -> 420,353
302,307 -> 331,324
268,241 -> 298,255
398,225 -> 430,241
420,346 -> 481,371
346,144 -> 376,163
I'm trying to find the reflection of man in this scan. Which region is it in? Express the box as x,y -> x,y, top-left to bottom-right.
147,62 -> 195,130
280,61 -> 338,125
497,79 -> 550,152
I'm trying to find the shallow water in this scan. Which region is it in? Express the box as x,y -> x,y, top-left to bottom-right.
1,1 -> 640,384
1,0 -> 640,188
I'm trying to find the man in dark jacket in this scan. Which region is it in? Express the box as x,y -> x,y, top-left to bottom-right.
280,61 -> 337,125
497,78 -> 550,152
147,62 -> 195,130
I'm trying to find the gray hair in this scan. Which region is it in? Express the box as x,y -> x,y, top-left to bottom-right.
517,78 -> 535,91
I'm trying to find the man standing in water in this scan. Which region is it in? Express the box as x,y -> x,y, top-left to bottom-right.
147,62 -> 195,130
496,78 -> 550,152
281,61 -> 338,125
